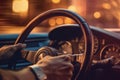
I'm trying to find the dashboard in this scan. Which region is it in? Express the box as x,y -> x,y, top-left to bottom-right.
0,26 -> 120,68
90,26 -> 120,63
54,26 -> 120,65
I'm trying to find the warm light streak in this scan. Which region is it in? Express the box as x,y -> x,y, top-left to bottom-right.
111,1 -> 118,7
12,0 -> 28,13
102,3 -> 111,9
51,0 -> 61,4
93,11 -> 101,19
64,18 -> 72,24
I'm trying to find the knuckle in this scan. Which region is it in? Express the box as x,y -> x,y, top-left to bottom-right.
63,55 -> 72,61
67,63 -> 74,70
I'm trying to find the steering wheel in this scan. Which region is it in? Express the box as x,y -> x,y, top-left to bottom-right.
14,9 -> 93,80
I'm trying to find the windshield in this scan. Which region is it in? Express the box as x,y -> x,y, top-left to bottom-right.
0,0 -> 120,34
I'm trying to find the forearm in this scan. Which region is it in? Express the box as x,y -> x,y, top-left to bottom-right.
0,68 -> 35,80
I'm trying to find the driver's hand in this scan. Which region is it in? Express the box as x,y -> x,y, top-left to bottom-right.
92,56 -> 115,69
0,43 -> 26,61
36,55 -> 73,80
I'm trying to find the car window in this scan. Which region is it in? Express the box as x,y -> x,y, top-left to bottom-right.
0,0 -> 120,34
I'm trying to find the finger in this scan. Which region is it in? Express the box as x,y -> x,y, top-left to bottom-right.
13,43 -> 27,51
16,43 -> 26,48
57,55 -> 72,62
7,43 -> 26,53
58,62 -> 74,71
63,56 -> 72,62
55,71 -> 73,80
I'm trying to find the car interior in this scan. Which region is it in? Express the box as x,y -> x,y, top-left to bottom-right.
0,0 -> 120,80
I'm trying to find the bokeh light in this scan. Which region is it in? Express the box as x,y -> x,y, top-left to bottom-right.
111,1 -> 118,7
64,18 -> 72,24
56,17 -> 64,25
68,5 -> 77,12
102,3 -> 111,9
12,0 -> 29,13
51,0 -> 61,4
48,18 -> 56,26
93,11 -> 101,19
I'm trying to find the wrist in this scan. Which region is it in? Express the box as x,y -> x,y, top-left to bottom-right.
16,68 -> 36,80
29,65 -> 47,80
0,68 -> 35,80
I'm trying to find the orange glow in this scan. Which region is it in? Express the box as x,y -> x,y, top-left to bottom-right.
56,17 -> 64,25
111,1 -> 118,7
68,5 -> 77,12
0,26 -> 47,34
64,18 -> 72,24
51,0 -> 61,4
48,18 -> 56,26
69,0 -> 86,17
12,0 -> 28,13
93,11 -> 101,19
102,3 -> 111,9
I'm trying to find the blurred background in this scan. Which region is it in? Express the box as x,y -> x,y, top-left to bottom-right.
0,0 -> 120,33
